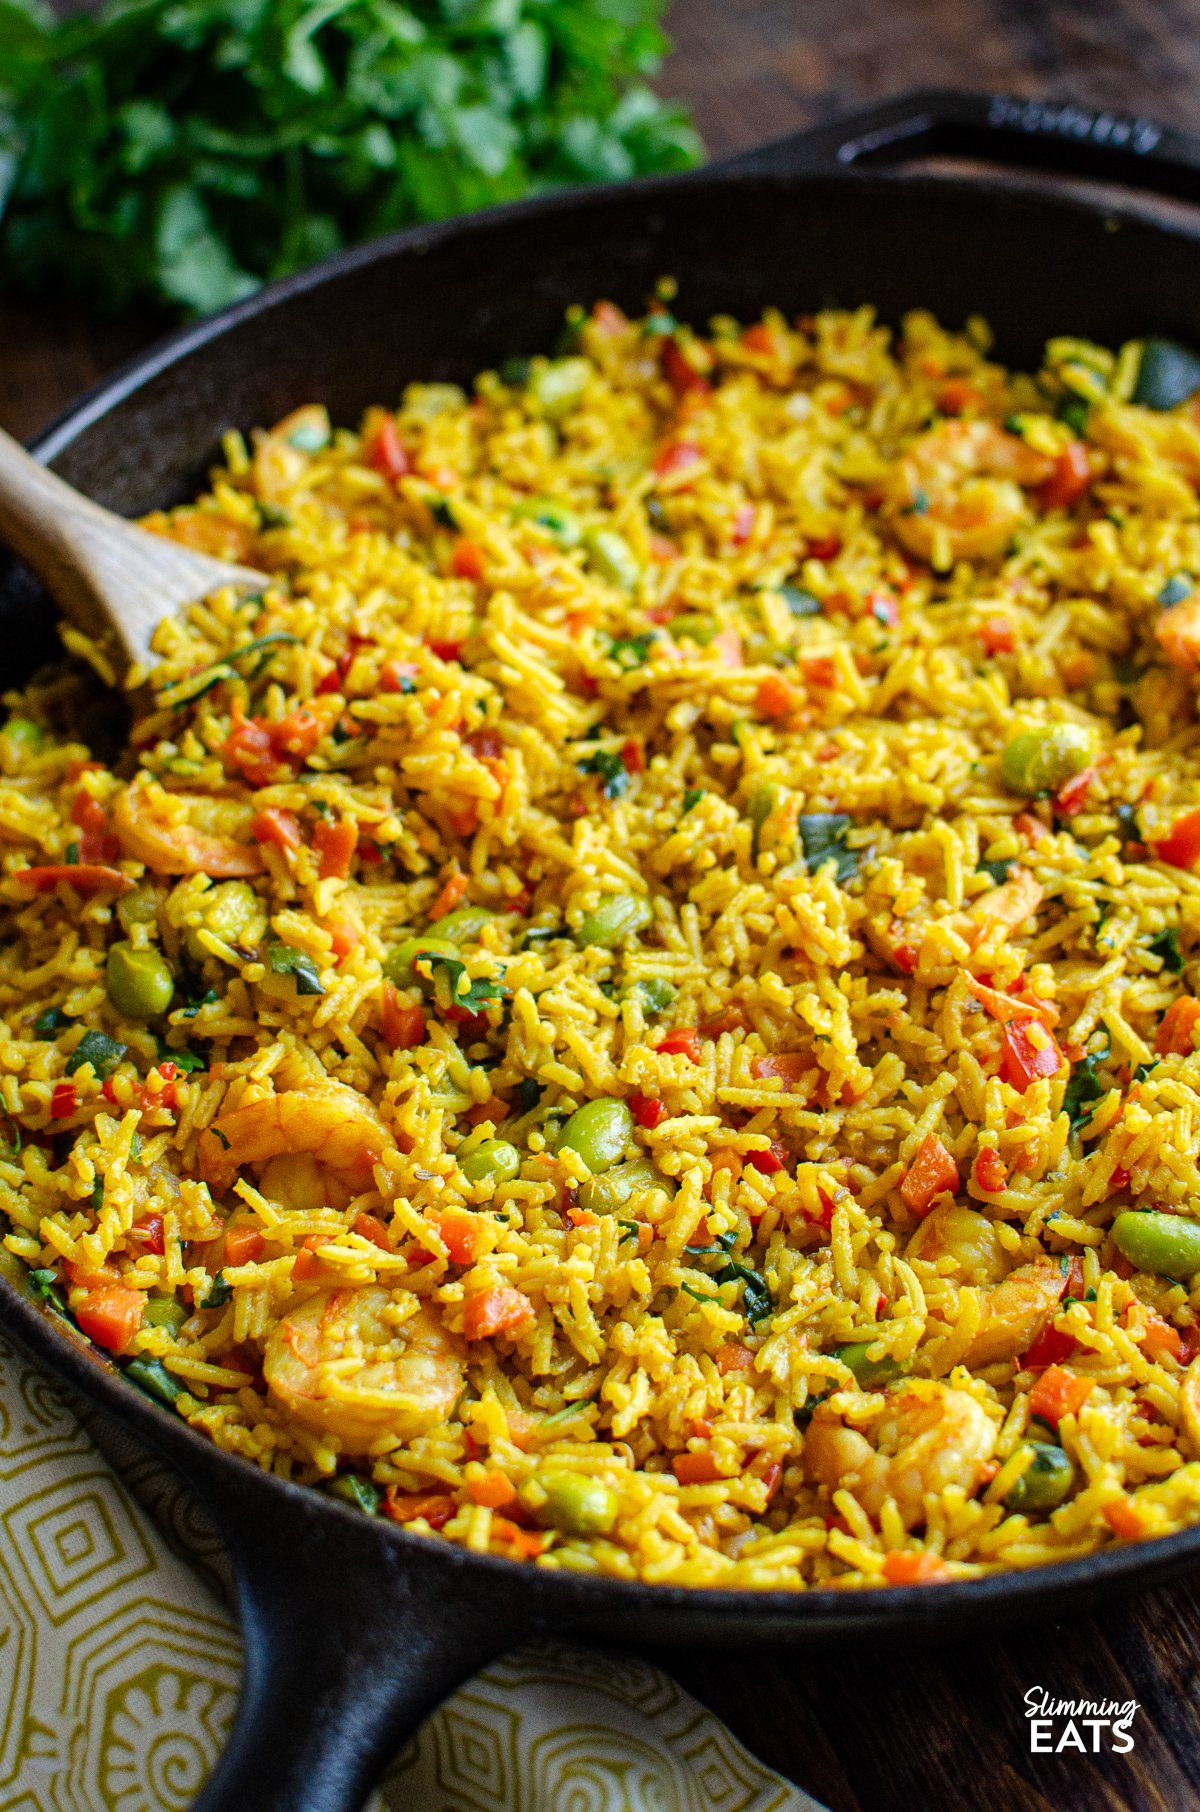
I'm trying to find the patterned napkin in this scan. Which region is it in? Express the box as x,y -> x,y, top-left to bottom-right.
0,1327 -> 823,1812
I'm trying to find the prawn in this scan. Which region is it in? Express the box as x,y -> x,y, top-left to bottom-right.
198,1074 -> 391,1201
113,775 -> 263,879
888,419 -> 1055,568
264,1286 -> 465,1453
960,1260 -> 1067,1368
1155,594 -> 1200,671
969,865 -> 1044,934
805,1378 -> 997,1529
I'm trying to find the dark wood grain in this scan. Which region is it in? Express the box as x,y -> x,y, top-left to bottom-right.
6,5 -> 1200,1809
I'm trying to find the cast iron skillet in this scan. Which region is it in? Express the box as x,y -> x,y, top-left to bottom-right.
6,87 -> 1200,1812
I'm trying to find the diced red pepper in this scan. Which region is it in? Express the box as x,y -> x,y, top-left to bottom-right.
1028,1364 -> 1093,1426
50,1082 -> 77,1118
251,807 -> 303,852
384,1488 -> 457,1529
17,865 -> 132,897
1053,766 -> 1096,817
429,640 -> 464,664
629,1092 -> 667,1129
731,502 -> 756,545
653,440 -> 701,478
979,615 -> 1015,655
1022,1322 -> 1077,1369
658,1029 -> 701,1062
662,339 -> 710,396
620,738 -> 645,774
75,1285 -> 144,1354
291,1234 -> 333,1282
900,1133 -> 959,1218
353,1213 -> 391,1251
973,1147 -> 1008,1193
1000,1020 -> 1065,1091
1040,440 -> 1091,510
802,655 -> 838,689
1134,1306 -> 1184,1362
937,379 -> 983,416
223,1225 -> 265,1266
369,415 -> 411,480
672,1450 -> 723,1484
452,538 -> 486,581
741,323 -> 778,356
716,1342 -> 756,1375
752,1052 -> 814,1087
755,674 -> 795,718
806,535 -> 841,561
1156,996 -> 1200,1056
433,1207 -> 487,1266
312,818 -> 358,880
380,984 -> 426,1050
746,1140 -> 787,1175
881,1550 -> 952,1585
378,660 -> 418,694
1103,1498 -> 1145,1540
130,1215 -> 165,1256
463,1285 -> 534,1340
1152,808 -> 1200,870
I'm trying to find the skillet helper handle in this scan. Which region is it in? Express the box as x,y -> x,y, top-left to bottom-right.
188,1478 -> 538,1812
719,88 -> 1200,202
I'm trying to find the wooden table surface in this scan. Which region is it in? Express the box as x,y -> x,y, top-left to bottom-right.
6,4 -> 1200,1809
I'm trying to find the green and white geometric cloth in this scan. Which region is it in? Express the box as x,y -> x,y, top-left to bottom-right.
0,1329 -> 823,1812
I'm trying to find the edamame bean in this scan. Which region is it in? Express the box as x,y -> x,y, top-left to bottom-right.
585,527 -> 640,590
1111,1208 -> 1200,1278
513,498 -> 581,547
629,976 -> 675,1015
1000,723 -> 1097,796
461,1139 -> 520,1186
383,936 -> 457,987
576,893 -> 652,949
834,1342 -> 908,1388
556,1099 -> 633,1174
143,1296 -> 189,1335
1003,1442 -> 1074,1514
106,942 -> 174,1018
521,1469 -> 619,1535
529,356 -> 591,418
429,906 -> 495,945
579,1156 -> 672,1216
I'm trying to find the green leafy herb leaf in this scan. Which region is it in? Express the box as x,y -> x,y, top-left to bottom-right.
1148,927 -> 1184,974
682,788 -> 704,813
199,1271 -> 232,1310
796,813 -> 858,884
578,749 -> 630,799
33,1006 -> 67,1037
780,584 -> 821,617
1158,573 -> 1193,608
422,952 -> 508,1012
1064,1049 -> 1109,1136
608,632 -> 655,670
124,1356 -> 184,1408
65,1029 -> 126,1078
977,858 -> 1013,886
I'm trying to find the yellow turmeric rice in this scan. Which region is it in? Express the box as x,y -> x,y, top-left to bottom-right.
10,298 -> 1200,1589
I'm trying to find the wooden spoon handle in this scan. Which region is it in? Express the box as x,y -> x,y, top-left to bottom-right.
0,425 -> 263,666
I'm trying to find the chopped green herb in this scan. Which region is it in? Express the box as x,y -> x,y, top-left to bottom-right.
796,813 -> 858,884
514,1078 -> 542,1115
429,497 -> 458,530
521,925 -> 562,950
91,1180 -> 104,1213
267,944 -> 324,997
1148,927 -> 1184,974
27,1268 -> 71,1318
422,953 -> 508,1013
578,749 -> 631,799
326,1474 -> 381,1516
977,858 -> 1013,886
1064,1049 -> 1109,1136
617,1219 -> 640,1244
1058,396 -> 1090,435
632,977 -> 675,1015
154,1038 -> 206,1074
682,788 -> 704,813
1116,802 -> 1142,847
199,1272 -> 232,1310
499,357 -> 532,388
65,1029 -> 126,1078
608,633 -> 655,670
33,1007 -> 67,1037
1133,1061 -> 1158,1084
182,987 -> 220,1018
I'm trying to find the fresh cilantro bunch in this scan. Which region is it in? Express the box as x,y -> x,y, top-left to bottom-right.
0,0 -> 701,316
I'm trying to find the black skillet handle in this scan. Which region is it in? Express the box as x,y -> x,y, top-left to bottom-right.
718,88 -> 1200,202
185,1464 -> 540,1812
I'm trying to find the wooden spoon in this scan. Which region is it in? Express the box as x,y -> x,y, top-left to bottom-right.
0,424 -> 265,668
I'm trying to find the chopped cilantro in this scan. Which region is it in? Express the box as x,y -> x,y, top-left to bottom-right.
33,1007 -> 67,1037
796,813 -> 858,884
182,987 -> 220,1018
155,1037 -> 206,1074
977,858 -> 1013,886
780,585 -> 822,617
325,1474 -> 382,1516
1158,573 -> 1193,608
514,1078 -> 542,1114
1064,1049 -> 1109,1136
608,632 -> 655,670
27,1268 -> 71,1319
199,1272 -> 232,1310
578,750 -> 631,799
429,497 -> 458,530
682,788 -> 704,813
1148,927 -> 1184,974
422,953 -> 508,1013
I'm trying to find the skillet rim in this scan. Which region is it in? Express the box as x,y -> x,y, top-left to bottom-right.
7,152 -> 1200,1628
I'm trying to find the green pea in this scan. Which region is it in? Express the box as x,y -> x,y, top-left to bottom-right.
578,1156 -> 672,1216
529,356 -> 591,418
429,907 -> 495,946
106,942 -> 175,1019
1000,723 -> 1097,796
556,1099 -> 633,1174
585,528 -> 641,590
834,1342 -> 909,1388
1003,1441 -> 1074,1514
577,893 -> 652,949
2,716 -> 43,758
630,977 -> 675,1015
521,1469 -> 619,1535
1111,1208 -> 1200,1278
186,879 -> 266,962
117,883 -> 159,934
513,497 -> 581,547
461,1139 -> 520,1186
669,612 -> 716,645
383,936 -> 457,988
143,1296 -> 189,1335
